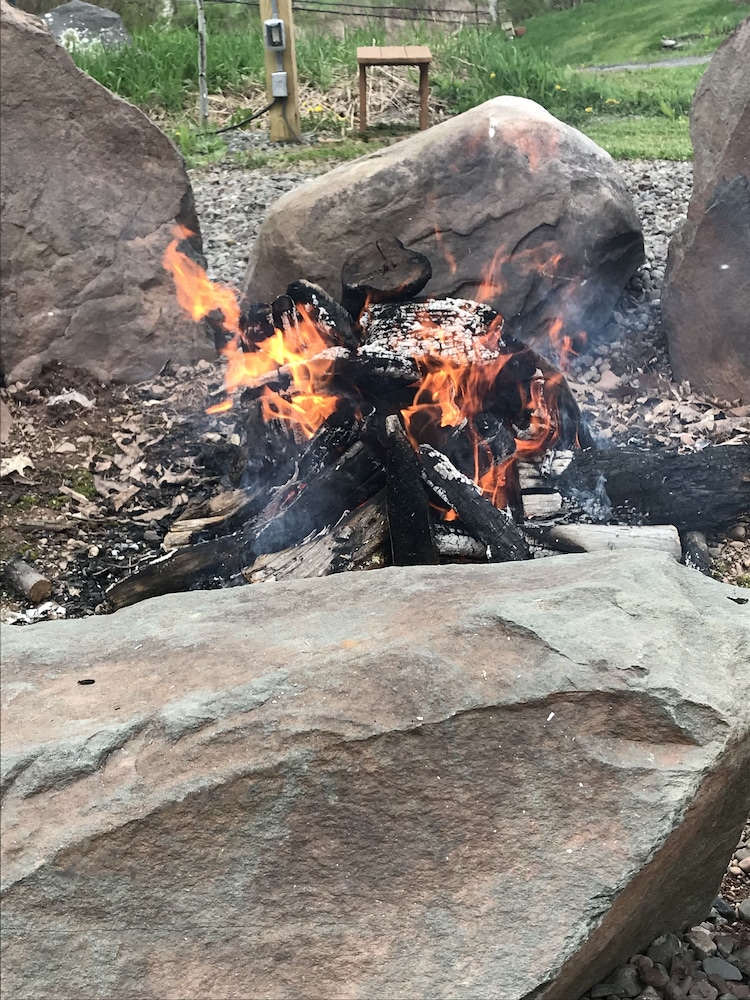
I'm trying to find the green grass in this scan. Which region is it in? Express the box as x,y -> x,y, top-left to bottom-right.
580,115 -> 693,160
66,0 -> 746,163
517,0 -> 745,66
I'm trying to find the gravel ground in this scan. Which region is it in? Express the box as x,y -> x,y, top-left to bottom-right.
188,148 -> 749,996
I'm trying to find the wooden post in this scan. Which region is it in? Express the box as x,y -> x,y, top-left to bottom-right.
259,0 -> 301,143
195,0 -> 208,127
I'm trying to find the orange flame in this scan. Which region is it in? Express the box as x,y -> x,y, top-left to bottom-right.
164,229 -> 339,438
163,225 -> 241,333
164,227 -> 572,508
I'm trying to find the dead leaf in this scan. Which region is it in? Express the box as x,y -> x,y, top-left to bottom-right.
112,485 -> 141,511
93,475 -> 136,498
158,468 -> 195,486
0,453 -> 36,483
46,390 -> 95,409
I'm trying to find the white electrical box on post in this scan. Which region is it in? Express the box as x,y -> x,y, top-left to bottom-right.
259,0 -> 301,142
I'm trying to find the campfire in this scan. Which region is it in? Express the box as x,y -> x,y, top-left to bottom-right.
105,228 -> 749,609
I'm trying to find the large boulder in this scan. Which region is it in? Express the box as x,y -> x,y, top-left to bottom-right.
243,97 -> 644,355
43,1 -> 132,50
661,18 -> 750,403
2,551 -> 748,1000
0,0 -> 213,384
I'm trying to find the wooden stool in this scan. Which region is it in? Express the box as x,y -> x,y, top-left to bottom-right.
356,45 -> 432,134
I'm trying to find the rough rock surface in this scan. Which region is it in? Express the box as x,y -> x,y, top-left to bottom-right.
243,96 -> 644,355
662,18 -> 750,403
0,1 -> 213,385
2,551 -> 748,1000
43,0 -> 132,50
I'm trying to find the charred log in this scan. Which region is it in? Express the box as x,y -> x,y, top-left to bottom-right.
681,530 -> 713,575
342,237 -> 432,319
239,302 -> 275,349
384,414 -> 438,566
286,280 -> 357,351
106,534 -> 246,611
418,444 -> 530,562
249,441 -> 385,556
551,444 -> 750,532
243,492 -> 389,582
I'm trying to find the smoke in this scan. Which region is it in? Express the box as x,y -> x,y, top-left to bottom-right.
567,473 -> 612,523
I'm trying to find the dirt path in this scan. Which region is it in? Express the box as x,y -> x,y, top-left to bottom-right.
584,54 -> 712,72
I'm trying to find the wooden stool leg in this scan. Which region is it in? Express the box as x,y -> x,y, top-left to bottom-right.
419,64 -> 429,130
358,64 -> 367,134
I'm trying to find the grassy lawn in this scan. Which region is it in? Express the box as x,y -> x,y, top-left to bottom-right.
518,0 -> 746,65
67,0 -> 745,164
580,116 -> 693,161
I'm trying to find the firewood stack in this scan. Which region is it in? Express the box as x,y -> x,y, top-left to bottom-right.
106,238 -> 750,610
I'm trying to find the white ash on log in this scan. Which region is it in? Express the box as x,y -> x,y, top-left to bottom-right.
434,525 -> 488,561
419,444 -> 530,562
286,280 -> 358,352
359,298 -> 500,361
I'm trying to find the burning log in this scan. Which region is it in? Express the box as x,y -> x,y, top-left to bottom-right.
4,557 -> 52,603
384,415 -> 439,566
286,279 -> 357,351
250,441 -> 385,556
418,444 -> 530,562
551,444 -> 750,532
243,492 -> 389,583
341,237 -> 432,318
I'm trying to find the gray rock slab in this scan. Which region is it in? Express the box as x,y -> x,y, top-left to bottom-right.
1,551 -> 749,999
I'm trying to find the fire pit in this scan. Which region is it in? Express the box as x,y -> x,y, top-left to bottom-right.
101,228 -> 750,611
